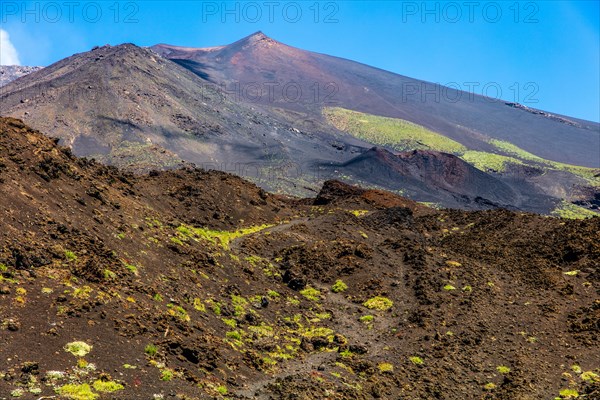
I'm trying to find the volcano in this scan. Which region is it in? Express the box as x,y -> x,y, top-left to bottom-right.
152,32 -> 600,168
0,33 -> 598,215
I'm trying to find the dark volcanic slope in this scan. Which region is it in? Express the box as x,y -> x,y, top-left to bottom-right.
320,147 -> 556,212
152,32 -> 600,168
1,117 -> 599,399
346,148 -> 509,205
0,44 -> 261,165
0,43 -> 368,185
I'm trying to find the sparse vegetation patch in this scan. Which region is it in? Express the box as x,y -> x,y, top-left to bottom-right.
363,296 -> 393,310
64,341 -> 92,357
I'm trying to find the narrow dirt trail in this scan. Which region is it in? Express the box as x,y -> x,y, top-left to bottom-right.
229,217 -> 310,252
235,351 -> 337,398
229,214 -> 396,399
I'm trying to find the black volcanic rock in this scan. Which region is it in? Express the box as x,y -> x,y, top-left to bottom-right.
314,180 -> 366,205
1,117 -> 599,399
325,147 -> 556,211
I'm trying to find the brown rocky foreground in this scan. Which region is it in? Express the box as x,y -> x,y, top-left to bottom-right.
0,117 -> 598,399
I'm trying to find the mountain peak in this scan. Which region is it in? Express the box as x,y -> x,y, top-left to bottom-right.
230,30 -> 278,48
246,30 -> 268,40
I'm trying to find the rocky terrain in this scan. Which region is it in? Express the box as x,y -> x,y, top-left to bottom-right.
318,147 -> 557,214
0,117 -> 599,400
0,66 -> 42,87
0,44 -> 365,192
0,34 -> 598,215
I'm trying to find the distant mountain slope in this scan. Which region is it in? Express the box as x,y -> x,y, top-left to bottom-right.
0,44 -> 359,177
152,32 -> 600,168
322,107 -> 600,211
0,65 -> 43,87
318,147 -> 558,213
0,36 -> 597,215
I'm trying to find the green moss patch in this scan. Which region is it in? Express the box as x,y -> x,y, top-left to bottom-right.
363,296 -> 393,310
323,107 -> 467,154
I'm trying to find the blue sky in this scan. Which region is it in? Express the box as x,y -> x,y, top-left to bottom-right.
1,1 -> 599,122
